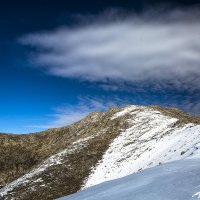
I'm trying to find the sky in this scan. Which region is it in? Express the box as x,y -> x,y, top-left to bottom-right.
0,0 -> 200,133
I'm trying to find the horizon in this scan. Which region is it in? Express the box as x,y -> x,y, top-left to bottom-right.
1,104 -> 198,135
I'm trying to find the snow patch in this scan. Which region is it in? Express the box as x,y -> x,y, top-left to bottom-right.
193,192 -> 200,199
83,106 -> 200,189
111,105 -> 141,119
0,136 -> 93,198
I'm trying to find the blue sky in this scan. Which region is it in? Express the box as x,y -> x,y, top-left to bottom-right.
0,0 -> 200,133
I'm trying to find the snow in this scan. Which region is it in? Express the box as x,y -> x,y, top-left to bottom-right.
0,136 -> 93,198
58,158 -> 200,200
193,192 -> 200,199
83,106 -> 200,188
111,105 -> 140,119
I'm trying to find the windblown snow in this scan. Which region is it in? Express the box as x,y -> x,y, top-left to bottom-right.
58,158 -> 200,200
83,105 -> 200,188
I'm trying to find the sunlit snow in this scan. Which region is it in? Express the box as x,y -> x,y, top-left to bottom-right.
58,158 -> 200,200
83,106 -> 200,188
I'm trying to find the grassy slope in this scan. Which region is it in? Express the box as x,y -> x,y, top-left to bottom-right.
0,108 -> 131,199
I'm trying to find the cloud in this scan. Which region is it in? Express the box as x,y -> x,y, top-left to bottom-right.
20,8 -> 200,118
20,8 -> 200,90
28,94 -> 200,130
30,96 -> 129,129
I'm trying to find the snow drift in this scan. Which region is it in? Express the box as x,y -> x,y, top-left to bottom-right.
58,158 -> 200,200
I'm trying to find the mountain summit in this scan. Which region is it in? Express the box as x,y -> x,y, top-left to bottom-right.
0,105 -> 200,200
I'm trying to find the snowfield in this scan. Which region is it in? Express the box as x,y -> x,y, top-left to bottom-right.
83,106 -> 200,188
58,158 -> 200,200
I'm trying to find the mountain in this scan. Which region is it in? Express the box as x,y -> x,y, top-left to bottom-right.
0,105 -> 200,200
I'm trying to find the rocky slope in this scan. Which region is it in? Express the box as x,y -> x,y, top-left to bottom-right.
0,105 -> 200,200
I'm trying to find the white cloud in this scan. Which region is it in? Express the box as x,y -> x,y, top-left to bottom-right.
30,97 -> 128,129
28,95 -> 200,130
20,8 -> 200,89
20,9 -> 200,122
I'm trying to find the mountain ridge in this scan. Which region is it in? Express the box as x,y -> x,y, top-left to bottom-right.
0,105 -> 200,200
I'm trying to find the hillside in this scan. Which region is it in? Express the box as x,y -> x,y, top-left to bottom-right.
0,105 -> 200,200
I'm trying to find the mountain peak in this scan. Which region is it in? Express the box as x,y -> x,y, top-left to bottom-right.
0,105 -> 200,200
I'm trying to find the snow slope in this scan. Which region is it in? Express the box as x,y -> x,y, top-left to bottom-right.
58,158 -> 200,200
83,105 -> 200,188
1,105 -> 200,200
